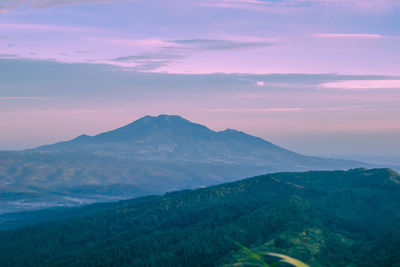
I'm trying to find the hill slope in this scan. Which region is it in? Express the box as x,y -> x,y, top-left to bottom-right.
0,168 -> 399,266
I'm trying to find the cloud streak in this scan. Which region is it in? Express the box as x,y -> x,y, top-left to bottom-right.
0,0 -> 125,11
0,23 -> 99,32
0,54 -> 19,58
320,80 -> 400,89
198,0 -> 280,12
103,37 -> 274,50
113,52 -> 182,71
201,108 -> 306,113
1,0 -> 399,13
109,38 -> 274,70
199,106 -> 377,113
0,96 -> 45,100
101,38 -> 174,48
197,0 -> 400,11
313,33 -> 386,39
170,38 -> 274,50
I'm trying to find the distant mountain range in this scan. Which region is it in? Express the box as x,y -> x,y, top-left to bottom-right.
0,115 -> 388,213
1,168 -> 399,266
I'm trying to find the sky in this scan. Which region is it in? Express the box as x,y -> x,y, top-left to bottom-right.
0,0 -> 399,164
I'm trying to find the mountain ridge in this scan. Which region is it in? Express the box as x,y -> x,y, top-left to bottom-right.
35,114 -> 280,150
32,114 -> 356,166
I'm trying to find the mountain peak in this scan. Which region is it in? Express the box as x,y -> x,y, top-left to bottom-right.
119,114 -> 212,135
140,114 -> 187,121
125,114 -> 197,128
222,128 -> 240,133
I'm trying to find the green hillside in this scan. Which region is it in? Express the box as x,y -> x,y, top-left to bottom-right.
0,168 -> 399,266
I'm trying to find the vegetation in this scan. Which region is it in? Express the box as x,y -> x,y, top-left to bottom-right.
0,168 -> 399,266
233,241 -> 310,267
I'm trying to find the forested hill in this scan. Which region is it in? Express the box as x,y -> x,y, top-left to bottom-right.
0,168 -> 399,267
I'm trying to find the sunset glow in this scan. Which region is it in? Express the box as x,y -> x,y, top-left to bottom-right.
0,0 -> 399,162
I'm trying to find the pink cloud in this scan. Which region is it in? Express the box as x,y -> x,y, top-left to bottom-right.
198,0 -> 400,11
0,23 -> 98,32
103,38 -> 175,48
201,106 -> 376,113
313,33 -> 385,39
0,0 -> 125,10
256,81 -> 264,86
320,80 -> 400,89
0,97 -> 45,100
201,108 -> 306,112
215,34 -> 282,43
197,0 -> 289,12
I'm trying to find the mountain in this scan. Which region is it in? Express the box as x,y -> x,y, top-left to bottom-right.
35,115 -> 293,165
0,168 -> 399,266
0,115 -> 379,213
34,115 -> 365,168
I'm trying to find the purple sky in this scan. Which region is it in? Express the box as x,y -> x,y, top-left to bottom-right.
0,0 -> 399,164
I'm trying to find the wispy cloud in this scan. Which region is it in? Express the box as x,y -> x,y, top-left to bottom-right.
25,0 -> 120,8
313,33 -> 386,39
40,108 -> 124,113
201,108 -> 306,113
170,38 -> 273,50
115,53 -> 181,61
0,0 -> 124,11
0,54 -> 19,58
0,96 -> 45,100
320,80 -> 400,89
0,23 -> 98,32
101,38 -> 174,48
6,0 -> 268,12
108,37 -> 274,70
101,37 -> 274,50
197,0 -> 297,12
201,106 -> 376,113
113,52 -> 182,71
197,0 -> 400,12
1,0 -> 398,13
253,81 -> 313,88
